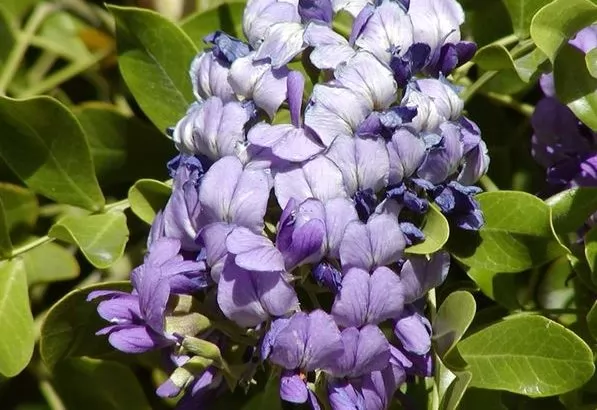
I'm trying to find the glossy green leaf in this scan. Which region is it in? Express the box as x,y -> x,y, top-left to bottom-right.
502,0 -> 551,38
448,191 -> 565,273
547,187 -> 597,234
458,315 -> 595,396
406,204 -> 450,255
128,179 -> 172,224
586,300 -> 597,340
0,259 -> 34,377
464,267 -> 522,310
586,226 -> 597,278
181,3 -> 245,45
53,358 -> 151,410
0,183 -> 38,236
536,257 -> 574,311
109,5 -> 197,131
23,241 -> 79,285
433,291 -> 477,363
475,44 -> 546,83
530,0 -> 597,62
48,212 -> 129,268
0,96 -> 104,210
554,43 -> 597,131
75,104 -> 175,185
587,48 -> 597,78
40,281 -> 130,369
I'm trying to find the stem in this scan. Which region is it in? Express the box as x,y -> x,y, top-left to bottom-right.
39,379 -> 66,410
481,91 -> 535,117
0,3 -> 55,95
27,51 -> 57,85
460,70 -> 497,103
9,236 -> 53,258
479,175 -> 499,192
18,48 -> 112,98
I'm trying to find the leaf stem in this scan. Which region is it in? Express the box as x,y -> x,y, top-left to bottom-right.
479,175 -> 499,192
481,91 -> 535,117
38,379 -> 66,410
460,70 -> 497,103
18,47 -> 112,98
0,3 -> 56,95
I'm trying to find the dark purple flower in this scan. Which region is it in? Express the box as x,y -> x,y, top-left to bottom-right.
430,181 -> 484,230
204,31 -> 251,65
298,0 -> 333,25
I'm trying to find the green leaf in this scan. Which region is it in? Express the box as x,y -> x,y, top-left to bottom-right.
128,179 -> 172,224
475,44 -> 546,82
530,0 -> 597,62
586,48 -> 597,78
181,3 -> 246,46
49,212 -> 129,269
108,5 -> 197,132
554,43 -> 597,131
0,95 -> 104,210
458,315 -> 595,396
547,186 -> 597,234
586,226 -> 597,278
0,259 -> 34,377
1,0 -> 39,20
502,0 -> 551,38
75,104 -> 175,185
464,267 -> 523,310
448,191 -> 565,273
0,5 -> 16,66
23,241 -> 79,285
433,291 -> 477,363
0,197 -> 12,258
0,182 -> 38,236
586,300 -> 597,340
406,204 -> 450,255
439,370 -> 473,410
241,371 -> 283,410
53,358 -> 151,410
38,11 -> 92,61
40,281 -> 131,369
536,257 -> 575,310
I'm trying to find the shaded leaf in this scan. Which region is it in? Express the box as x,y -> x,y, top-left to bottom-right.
0,196 -> 12,258
547,187 -> 597,239
586,48 -> 597,78
53,358 -> 150,410
554,43 -> 597,131
181,3 -> 246,46
48,212 -> 129,269
0,182 -> 38,237
75,104 -> 175,185
502,0 -> 551,38
108,5 -> 197,132
40,281 -> 131,369
459,388 -> 507,410
433,291 -> 476,363
0,5 -> 16,66
464,267 -> 523,310
128,179 -> 171,224
448,191 -> 565,272
536,257 -> 575,311
439,369 -> 473,410
406,204 -> 450,255
530,0 -> 597,62
0,259 -> 34,377
458,315 -> 595,397
586,300 -> 597,340
23,241 -> 79,285
0,96 -> 104,210
586,226 -> 597,280
1,0 -> 39,20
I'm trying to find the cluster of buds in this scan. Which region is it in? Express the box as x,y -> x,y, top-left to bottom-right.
90,0 -> 489,408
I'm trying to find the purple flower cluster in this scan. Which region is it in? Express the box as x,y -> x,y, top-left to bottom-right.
90,0 -> 489,408
532,25 -> 597,191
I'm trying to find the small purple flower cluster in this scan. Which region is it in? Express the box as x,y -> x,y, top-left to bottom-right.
532,25 -> 597,191
90,0 -> 489,408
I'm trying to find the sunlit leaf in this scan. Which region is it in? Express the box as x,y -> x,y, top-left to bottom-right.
0,96 -> 104,210
502,0 -> 551,38
448,191 -> 565,272
108,5 -> 197,131
23,241 -> 79,285
48,212 -> 129,268
433,290 -> 476,363
458,315 -> 595,396
0,259 -> 34,377
128,179 -> 171,224
406,204 -> 450,255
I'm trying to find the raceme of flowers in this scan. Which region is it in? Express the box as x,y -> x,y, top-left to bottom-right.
89,0 -> 490,408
